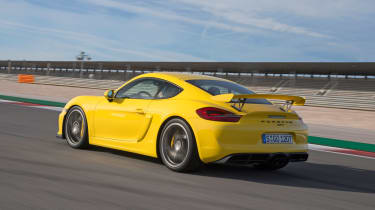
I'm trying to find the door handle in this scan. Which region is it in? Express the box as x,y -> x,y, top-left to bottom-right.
135,108 -> 145,114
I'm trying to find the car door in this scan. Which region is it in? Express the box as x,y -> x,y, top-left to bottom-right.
93,78 -> 163,142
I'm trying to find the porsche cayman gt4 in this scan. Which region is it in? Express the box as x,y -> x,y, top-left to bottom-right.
57,72 -> 308,172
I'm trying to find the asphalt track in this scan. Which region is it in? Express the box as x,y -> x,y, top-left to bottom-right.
0,103 -> 374,210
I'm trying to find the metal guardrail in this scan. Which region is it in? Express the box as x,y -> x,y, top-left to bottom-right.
1,61 -> 375,78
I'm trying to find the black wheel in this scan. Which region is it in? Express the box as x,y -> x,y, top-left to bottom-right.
64,106 -> 89,149
254,154 -> 289,170
159,118 -> 201,172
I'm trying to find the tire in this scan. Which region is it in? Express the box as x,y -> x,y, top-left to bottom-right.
159,118 -> 201,172
64,106 -> 89,149
254,154 -> 289,170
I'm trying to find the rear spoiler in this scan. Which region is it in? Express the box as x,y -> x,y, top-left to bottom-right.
211,94 -> 305,111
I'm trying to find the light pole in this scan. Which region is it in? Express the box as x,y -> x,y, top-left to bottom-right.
76,51 -> 92,78
76,51 -> 91,61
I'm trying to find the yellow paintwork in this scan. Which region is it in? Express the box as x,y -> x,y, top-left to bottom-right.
57,72 -> 308,163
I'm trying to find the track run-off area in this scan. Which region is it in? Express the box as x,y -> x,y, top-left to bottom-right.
0,102 -> 374,210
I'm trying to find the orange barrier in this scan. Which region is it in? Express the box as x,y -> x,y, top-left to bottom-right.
18,74 -> 35,83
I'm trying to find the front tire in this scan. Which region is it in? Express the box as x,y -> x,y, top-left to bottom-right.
64,106 -> 89,149
159,118 -> 201,172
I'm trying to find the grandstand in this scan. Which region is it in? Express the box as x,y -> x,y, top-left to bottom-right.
0,61 -> 374,111
228,76 -> 375,110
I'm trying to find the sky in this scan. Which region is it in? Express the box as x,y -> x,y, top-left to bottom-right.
0,0 -> 374,62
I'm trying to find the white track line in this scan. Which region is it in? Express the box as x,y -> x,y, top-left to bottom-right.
36,106 -> 63,111
0,99 -> 63,111
309,145 -> 375,160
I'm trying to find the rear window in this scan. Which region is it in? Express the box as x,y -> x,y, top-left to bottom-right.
186,79 -> 271,105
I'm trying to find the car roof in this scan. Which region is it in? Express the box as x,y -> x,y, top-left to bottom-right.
139,72 -> 228,81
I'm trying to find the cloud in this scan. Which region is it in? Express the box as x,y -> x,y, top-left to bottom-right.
0,19 -> 102,44
0,0 -> 373,62
80,0 -> 259,35
81,0 -> 329,38
0,1 -> 208,61
173,0 -> 374,19
173,0 -> 331,38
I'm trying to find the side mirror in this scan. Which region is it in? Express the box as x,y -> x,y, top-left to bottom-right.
104,89 -> 115,102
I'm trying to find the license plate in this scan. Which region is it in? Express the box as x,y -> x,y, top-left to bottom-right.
262,134 -> 293,144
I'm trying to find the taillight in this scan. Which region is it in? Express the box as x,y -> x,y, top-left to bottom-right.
196,107 -> 242,122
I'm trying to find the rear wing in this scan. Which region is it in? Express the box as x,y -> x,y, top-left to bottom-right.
211,94 -> 305,111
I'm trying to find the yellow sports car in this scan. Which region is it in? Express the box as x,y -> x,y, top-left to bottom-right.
57,72 -> 308,172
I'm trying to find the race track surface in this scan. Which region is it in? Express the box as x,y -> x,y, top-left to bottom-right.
0,103 -> 374,210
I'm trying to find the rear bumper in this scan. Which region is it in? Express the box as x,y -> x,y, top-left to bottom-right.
189,117 -> 309,163
215,152 -> 308,164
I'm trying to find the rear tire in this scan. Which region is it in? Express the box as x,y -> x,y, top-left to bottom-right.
159,118 -> 201,172
64,106 -> 89,149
